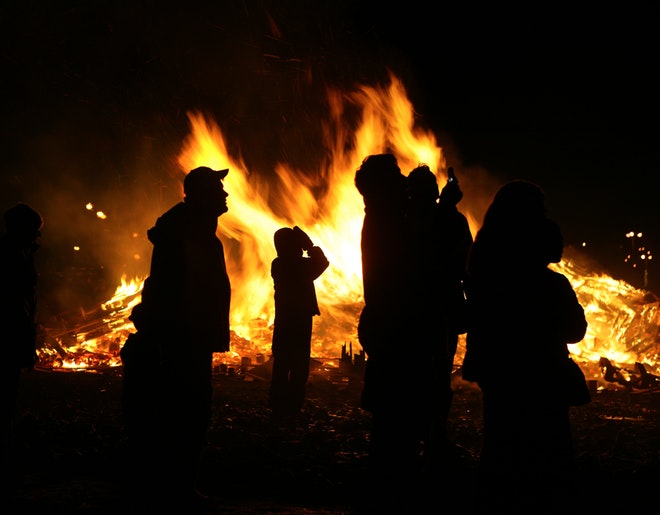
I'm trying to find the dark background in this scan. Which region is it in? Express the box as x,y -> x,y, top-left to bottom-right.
1,1 -> 658,303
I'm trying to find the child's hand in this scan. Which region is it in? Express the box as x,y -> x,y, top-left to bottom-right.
293,226 -> 314,251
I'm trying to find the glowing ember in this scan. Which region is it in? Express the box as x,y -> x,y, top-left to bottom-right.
36,74 -> 660,380
38,275 -> 143,370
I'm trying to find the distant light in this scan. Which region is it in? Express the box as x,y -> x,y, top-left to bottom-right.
86,203 -> 93,211
581,242 -> 586,247
73,245 -> 80,252
133,253 -> 141,261
96,211 -> 107,220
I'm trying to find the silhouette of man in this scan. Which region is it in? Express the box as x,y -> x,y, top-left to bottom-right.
406,165 -> 472,467
354,154 -> 420,502
122,166 -> 231,510
268,226 -> 329,421
0,203 -> 43,482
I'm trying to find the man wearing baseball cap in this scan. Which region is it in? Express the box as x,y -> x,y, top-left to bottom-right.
183,166 -> 229,216
122,166 -> 231,510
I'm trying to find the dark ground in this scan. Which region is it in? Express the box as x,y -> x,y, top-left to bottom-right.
6,363 -> 660,514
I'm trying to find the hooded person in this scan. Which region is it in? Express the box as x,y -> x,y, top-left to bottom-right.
268,226 -> 329,420
0,202 -> 43,478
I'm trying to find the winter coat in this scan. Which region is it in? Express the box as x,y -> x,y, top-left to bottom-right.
131,202 -> 231,355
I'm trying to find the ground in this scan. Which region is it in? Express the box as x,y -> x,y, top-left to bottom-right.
5,363 -> 660,514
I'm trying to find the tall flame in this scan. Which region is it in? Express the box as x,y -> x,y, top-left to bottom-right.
38,73 -> 660,380
175,73 -> 450,361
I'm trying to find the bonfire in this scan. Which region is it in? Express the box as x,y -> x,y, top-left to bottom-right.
35,74 -> 660,391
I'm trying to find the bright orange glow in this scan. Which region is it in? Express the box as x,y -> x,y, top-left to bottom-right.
37,74 -> 660,385
174,74 -> 458,367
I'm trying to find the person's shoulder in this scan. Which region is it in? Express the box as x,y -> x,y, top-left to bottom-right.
163,201 -> 187,218
435,202 -> 465,219
543,267 -> 574,287
147,203 -> 188,244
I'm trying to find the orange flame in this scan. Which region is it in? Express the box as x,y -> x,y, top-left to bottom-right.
175,73 -> 454,363
38,73 -> 660,382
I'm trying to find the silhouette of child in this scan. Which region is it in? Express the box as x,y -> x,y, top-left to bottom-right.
268,226 -> 329,421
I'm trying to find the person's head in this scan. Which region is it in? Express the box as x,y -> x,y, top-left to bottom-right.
354,153 -> 406,209
483,180 -> 546,228
273,227 -> 302,258
4,203 -> 43,244
471,180 -> 548,272
183,166 -> 229,217
407,164 -> 439,205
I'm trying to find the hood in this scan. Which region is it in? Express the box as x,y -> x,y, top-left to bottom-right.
146,202 -> 188,246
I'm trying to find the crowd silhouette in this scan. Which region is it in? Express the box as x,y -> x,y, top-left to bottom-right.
2,159 -> 591,514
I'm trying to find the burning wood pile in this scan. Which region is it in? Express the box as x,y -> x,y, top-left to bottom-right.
552,246 -> 660,390
598,358 -> 660,390
35,243 -> 660,396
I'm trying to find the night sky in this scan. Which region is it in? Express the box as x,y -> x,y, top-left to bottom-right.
1,1 -> 658,296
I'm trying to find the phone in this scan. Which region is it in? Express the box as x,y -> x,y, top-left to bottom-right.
447,166 -> 457,183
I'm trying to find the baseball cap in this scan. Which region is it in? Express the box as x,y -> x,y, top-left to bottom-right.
183,166 -> 229,196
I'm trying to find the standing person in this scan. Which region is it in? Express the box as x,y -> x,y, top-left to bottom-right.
268,226 -> 329,421
462,180 -> 588,514
121,166 -> 231,511
354,154 -> 420,501
0,203 -> 43,487
437,167 -> 473,375
405,164 -> 472,467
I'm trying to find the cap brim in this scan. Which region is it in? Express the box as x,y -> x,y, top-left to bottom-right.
218,168 -> 229,179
